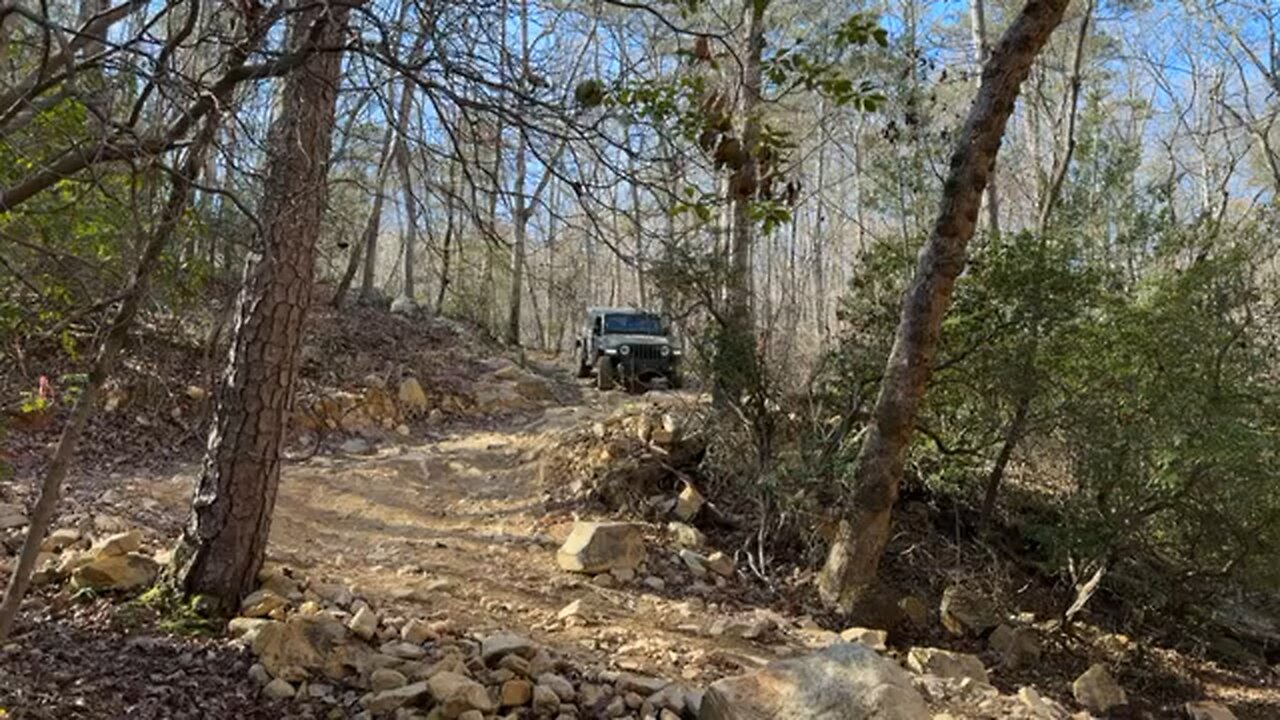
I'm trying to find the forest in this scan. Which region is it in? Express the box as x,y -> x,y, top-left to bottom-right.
1,0 -> 1278,718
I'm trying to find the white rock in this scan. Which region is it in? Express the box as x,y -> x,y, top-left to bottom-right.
262,678 -> 296,699
1072,663 -> 1127,715
702,643 -> 927,720
348,606 -> 378,640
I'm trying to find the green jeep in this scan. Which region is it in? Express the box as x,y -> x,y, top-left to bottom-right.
575,307 -> 683,391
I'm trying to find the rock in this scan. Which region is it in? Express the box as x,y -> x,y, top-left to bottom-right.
643,576 -> 666,591
704,551 -> 734,577
646,684 -> 687,714
348,606 -> 378,640
1072,663 -> 1127,715
401,618 -> 434,644
481,632 -> 538,663
398,378 -> 429,415
1017,686 -> 1066,719
674,485 -> 704,521
230,617 -> 272,640
701,643 -> 928,720
94,529 -> 142,557
396,424 -> 411,437
70,552 -> 158,591
250,615 -> 351,682
362,681 -> 430,714
371,668 -> 408,691
258,568 -> 302,600
427,671 -> 495,717
390,295 -> 418,315
242,589 -> 290,619
41,528 -> 82,552
312,581 -> 354,608
668,522 -> 706,549
532,684 -> 561,714
538,673 -> 576,702
473,383 -> 530,413
940,585 -> 998,636
906,647 -> 989,684
555,522 -> 645,574
498,654 -> 532,676
515,377 -> 556,402
0,504 -> 28,530
381,641 -> 426,660
501,679 -> 533,707
898,596 -> 929,628
839,627 -> 888,652
456,712 -> 483,720
340,437 -> 372,454
262,678 -> 297,699
615,673 -> 670,696
611,566 -> 636,583
1185,701 -> 1237,720
989,624 -> 1041,669
557,599 -> 585,621
678,549 -> 708,577
249,662 -> 272,685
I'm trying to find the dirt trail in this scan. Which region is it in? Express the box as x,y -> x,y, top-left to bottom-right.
135,360 -> 787,686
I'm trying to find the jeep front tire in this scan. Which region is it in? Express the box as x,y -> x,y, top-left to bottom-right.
595,356 -> 616,391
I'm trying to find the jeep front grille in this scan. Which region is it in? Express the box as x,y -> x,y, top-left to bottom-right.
630,344 -> 664,361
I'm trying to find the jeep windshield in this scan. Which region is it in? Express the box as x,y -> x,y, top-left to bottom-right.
603,313 -> 664,335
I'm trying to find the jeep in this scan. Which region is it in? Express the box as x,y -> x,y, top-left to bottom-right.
575,307 -> 683,391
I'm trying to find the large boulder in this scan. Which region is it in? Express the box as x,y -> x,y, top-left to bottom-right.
70,552 -> 158,591
940,585 -> 998,636
249,614 -> 353,682
700,642 -> 929,720
1072,663 -> 1127,715
905,647 -> 989,684
989,624 -> 1041,669
556,521 -> 645,573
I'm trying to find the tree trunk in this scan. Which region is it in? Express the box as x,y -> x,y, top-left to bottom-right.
812,101 -> 829,344
969,0 -> 1002,237
435,155 -> 458,313
169,2 -> 351,611
504,0 -> 530,345
979,391 -> 1031,532
335,123 -> 395,308
395,80 -> 419,309
717,0 -> 765,401
818,0 -> 1070,611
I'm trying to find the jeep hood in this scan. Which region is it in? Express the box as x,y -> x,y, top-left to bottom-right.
600,334 -> 672,347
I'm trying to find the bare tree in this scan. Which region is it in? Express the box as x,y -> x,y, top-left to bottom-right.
818,0 -> 1072,611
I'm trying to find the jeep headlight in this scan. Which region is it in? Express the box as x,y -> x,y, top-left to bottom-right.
660,346 -> 671,357
619,345 -> 631,356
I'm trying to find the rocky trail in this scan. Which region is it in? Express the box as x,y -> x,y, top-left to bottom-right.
0,348 -> 1270,720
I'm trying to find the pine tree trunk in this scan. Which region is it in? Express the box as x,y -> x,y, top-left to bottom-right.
818,0 -> 1070,611
169,2 -> 351,612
